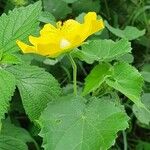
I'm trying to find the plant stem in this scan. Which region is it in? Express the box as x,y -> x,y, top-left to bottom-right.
34,140 -> 40,150
104,0 -> 111,20
123,130 -> 127,150
68,54 -> 77,96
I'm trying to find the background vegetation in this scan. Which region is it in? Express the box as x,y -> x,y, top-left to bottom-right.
0,0 -> 150,149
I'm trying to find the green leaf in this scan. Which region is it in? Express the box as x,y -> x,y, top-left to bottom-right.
136,141 -> 150,150
43,58 -> 58,66
0,53 -> 22,65
0,120 -> 38,150
141,64 -> 150,83
83,63 -> 112,95
39,95 -> 129,150
141,71 -> 150,82
6,64 -> 61,121
106,62 -> 143,106
0,69 -> 16,123
62,0 -> 78,3
105,21 -> 145,40
9,0 -> 28,6
39,11 -> 56,24
0,51 -> 2,60
1,120 -> 35,144
72,0 -> 100,15
0,136 -> 28,150
137,36 -> 150,48
43,0 -> 72,19
117,53 -> 134,63
0,1 -> 42,53
133,93 -> 150,125
72,39 -> 131,64
75,12 -> 86,23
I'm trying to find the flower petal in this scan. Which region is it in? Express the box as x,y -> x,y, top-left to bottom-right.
40,23 -> 58,36
16,40 -> 36,53
37,43 -> 67,58
80,12 -> 104,40
29,35 -> 39,46
61,19 -> 82,46
62,19 -> 81,32
90,19 -> 104,34
84,12 -> 97,22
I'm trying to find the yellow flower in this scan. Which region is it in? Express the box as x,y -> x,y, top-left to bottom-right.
16,12 -> 104,58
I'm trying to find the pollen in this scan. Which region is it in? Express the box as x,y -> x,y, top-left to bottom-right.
60,39 -> 71,49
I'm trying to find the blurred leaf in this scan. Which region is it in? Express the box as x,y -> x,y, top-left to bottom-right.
141,71 -> 150,83
136,141 -> 150,150
72,39 -> 131,64
43,0 -> 72,19
105,21 -> 145,40
133,93 -> 150,125
141,64 -> 150,83
6,64 -> 61,121
137,36 -> 150,48
83,63 -> 112,95
39,95 -> 129,150
72,0 -> 100,15
106,62 -> 144,106
39,11 -> 56,24
75,12 -> 86,23
131,6 -> 150,24
0,1 -> 42,53
43,58 -> 58,65
4,0 -> 29,13
117,53 -> 134,63
1,120 -> 35,144
62,0 -> 78,3
9,0 -> 28,6
0,136 -> 28,150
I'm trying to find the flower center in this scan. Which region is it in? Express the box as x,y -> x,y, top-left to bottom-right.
60,39 -> 71,49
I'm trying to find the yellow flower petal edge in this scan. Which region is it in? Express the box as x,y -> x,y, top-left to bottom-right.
16,12 -> 104,58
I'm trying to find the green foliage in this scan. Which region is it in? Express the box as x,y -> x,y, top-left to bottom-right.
1,120 -> 35,146
141,64 -> 150,83
62,0 -> 78,3
141,71 -> 150,83
0,120 -> 37,150
133,93 -> 150,125
117,53 -> 134,64
82,61 -> 144,106
72,39 -> 131,64
6,64 -> 61,121
106,62 -> 144,106
9,0 -> 28,6
39,95 -> 129,150
72,0 -> 100,15
0,69 -> 16,124
0,136 -> 28,150
0,0 -> 149,149
0,1 -> 41,53
105,22 -> 146,40
39,11 -> 56,24
43,0 -> 71,19
136,141 -> 150,150
83,63 -> 111,95
0,53 -> 22,64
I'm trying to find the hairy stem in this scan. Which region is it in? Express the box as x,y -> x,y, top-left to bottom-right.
68,54 -> 77,96
123,130 -> 127,150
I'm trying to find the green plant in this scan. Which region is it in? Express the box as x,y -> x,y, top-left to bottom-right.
0,0 -> 149,150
